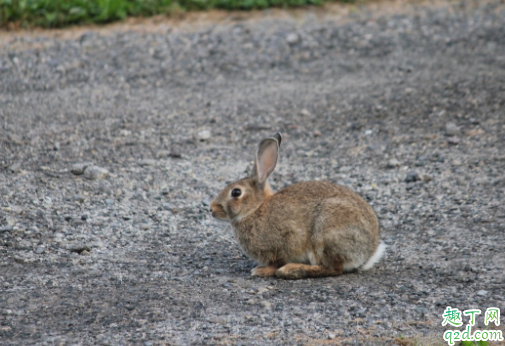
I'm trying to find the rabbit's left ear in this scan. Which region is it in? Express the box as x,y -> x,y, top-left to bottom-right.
253,133 -> 282,184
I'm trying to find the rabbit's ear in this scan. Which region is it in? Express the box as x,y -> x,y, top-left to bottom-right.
253,133 -> 282,184
272,132 -> 282,146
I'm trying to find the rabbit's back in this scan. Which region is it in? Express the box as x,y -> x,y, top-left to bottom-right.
268,181 -> 377,226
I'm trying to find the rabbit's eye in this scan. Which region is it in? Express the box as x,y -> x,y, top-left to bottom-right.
231,188 -> 242,198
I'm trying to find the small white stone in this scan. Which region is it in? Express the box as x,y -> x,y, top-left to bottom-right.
83,166 -> 109,180
300,109 -> 311,117
197,130 -> 211,141
445,122 -> 460,136
286,33 -> 299,44
477,290 -> 488,296
387,158 -> 401,168
138,159 -> 156,166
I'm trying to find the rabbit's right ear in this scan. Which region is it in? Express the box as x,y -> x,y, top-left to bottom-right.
253,133 -> 282,185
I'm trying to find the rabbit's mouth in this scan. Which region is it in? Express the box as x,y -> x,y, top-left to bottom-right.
210,203 -> 228,221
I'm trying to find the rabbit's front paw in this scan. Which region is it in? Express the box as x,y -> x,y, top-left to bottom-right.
251,265 -> 277,277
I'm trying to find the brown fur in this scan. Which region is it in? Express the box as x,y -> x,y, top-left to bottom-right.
210,133 -> 381,280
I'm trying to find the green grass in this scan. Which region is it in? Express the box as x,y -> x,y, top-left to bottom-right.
461,341 -> 489,346
0,0 -> 356,28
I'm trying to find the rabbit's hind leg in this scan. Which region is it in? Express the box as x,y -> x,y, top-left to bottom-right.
275,262 -> 342,280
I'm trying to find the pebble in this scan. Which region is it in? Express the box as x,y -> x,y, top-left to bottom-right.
14,256 -> 35,264
405,171 -> 421,183
255,286 -> 270,295
387,158 -> 401,168
73,195 -> 85,203
138,159 -> 156,166
260,301 -> 272,309
286,33 -> 299,44
415,307 -> 428,314
447,136 -> 460,145
105,199 -> 114,205
71,162 -> 93,175
415,155 -> 426,166
445,122 -> 460,136
197,130 -> 211,141
8,161 -> 22,173
83,166 -> 109,180
300,109 -> 311,117
0,226 -> 13,233
468,128 -> 485,137
477,290 -> 488,296
421,174 -> 433,182
141,224 -> 150,230
168,152 -> 182,158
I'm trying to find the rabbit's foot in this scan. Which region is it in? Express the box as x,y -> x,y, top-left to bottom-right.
251,265 -> 277,277
275,263 -> 340,280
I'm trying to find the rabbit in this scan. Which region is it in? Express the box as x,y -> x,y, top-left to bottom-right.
210,132 -> 385,279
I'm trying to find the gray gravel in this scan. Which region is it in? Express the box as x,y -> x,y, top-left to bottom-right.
1,1 -> 505,345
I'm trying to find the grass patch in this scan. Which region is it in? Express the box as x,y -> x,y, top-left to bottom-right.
0,0 -> 357,28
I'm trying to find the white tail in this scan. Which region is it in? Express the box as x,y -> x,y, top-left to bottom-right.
361,242 -> 386,271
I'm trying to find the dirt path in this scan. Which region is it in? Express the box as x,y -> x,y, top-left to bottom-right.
1,0 -> 504,345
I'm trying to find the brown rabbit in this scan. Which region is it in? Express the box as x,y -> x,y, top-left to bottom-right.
210,133 -> 385,279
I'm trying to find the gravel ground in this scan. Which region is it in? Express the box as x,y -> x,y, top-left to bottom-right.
1,0 -> 505,345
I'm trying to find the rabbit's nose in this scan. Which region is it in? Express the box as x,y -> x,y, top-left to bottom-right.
209,207 -> 213,213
